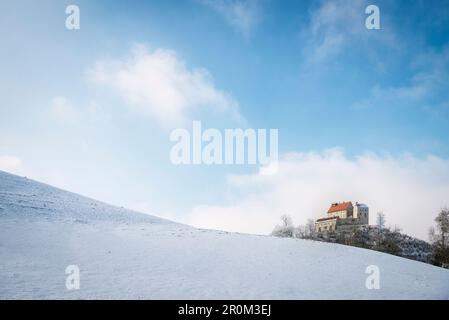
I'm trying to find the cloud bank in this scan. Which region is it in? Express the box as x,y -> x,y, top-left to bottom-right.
188,149 -> 449,240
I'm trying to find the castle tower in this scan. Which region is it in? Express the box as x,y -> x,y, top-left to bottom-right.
354,202 -> 369,225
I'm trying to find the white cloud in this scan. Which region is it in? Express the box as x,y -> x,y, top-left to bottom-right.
0,155 -> 23,175
88,45 -> 241,127
354,46 -> 449,112
200,0 -> 263,37
188,149 -> 449,240
305,0 -> 365,61
303,0 -> 397,63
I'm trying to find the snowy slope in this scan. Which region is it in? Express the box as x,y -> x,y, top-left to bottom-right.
1,170 -> 448,299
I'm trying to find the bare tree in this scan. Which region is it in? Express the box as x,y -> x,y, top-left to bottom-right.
429,208 -> 449,267
294,225 -> 306,239
376,212 -> 386,232
391,225 -> 402,234
271,214 -> 295,238
305,219 -> 316,239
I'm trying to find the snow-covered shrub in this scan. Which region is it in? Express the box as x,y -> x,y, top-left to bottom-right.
294,219 -> 316,239
271,215 -> 295,238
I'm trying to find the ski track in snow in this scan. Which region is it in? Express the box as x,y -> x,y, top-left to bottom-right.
0,170 -> 448,299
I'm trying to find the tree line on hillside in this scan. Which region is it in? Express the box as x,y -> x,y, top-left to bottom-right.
271,209 -> 449,268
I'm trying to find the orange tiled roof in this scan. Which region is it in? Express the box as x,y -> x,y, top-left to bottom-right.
327,202 -> 352,213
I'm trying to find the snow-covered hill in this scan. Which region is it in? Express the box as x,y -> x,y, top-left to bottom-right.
1,170 -> 448,299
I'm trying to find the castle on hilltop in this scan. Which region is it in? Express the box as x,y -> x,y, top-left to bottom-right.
315,202 -> 369,233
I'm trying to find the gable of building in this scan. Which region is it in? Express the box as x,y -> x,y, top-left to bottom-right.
327,202 -> 353,214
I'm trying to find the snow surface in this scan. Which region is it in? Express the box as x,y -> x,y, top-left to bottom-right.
1,170 -> 448,299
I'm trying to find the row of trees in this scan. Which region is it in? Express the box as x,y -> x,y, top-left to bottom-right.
271,208 -> 449,268
271,215 -> 316,239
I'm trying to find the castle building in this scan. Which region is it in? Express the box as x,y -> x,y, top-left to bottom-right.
315,201 -> 369,233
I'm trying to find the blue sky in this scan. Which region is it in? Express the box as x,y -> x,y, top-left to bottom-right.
1,0 -> 449,239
